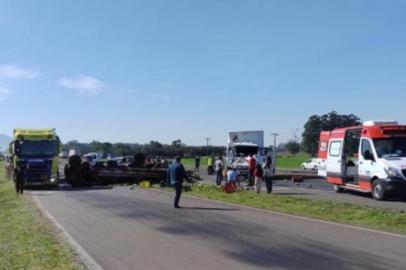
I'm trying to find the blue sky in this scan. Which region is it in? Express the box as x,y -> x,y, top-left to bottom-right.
0,0 -> 406,146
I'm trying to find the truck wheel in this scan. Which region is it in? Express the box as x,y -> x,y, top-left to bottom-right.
372,180 -> 386,201
334,185 -> 344,193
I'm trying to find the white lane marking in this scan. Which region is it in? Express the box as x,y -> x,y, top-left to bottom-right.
31,195 -> 103,270
150,189 -> 406,240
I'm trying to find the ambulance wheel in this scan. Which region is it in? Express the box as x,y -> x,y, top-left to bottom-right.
334,185 -> 344,193
372,180 -> 386,201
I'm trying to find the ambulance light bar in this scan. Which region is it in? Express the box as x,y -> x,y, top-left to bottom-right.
363,121 -> 398,127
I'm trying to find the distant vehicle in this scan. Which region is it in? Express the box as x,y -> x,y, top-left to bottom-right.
111,156 -> 134,166
318,120 -> 406,200
83,152 -> 103,166
8,128 -> 61,186
226,131 -> 276,178
301,158 -> 320,171
59,150 -> 68,159
68,149 -> 77,157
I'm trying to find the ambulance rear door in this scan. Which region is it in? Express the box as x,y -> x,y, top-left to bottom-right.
326,130 -> 345,185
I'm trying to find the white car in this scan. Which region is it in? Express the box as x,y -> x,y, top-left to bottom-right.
301,158 -> 320,171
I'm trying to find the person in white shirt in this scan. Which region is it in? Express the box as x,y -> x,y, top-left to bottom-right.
214,156 -> 224,185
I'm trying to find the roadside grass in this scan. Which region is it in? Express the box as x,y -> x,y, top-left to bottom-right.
182,157 -> 209,168
167,183 -> 406,234
276,152 -> 310,169
0,163 -> 79,270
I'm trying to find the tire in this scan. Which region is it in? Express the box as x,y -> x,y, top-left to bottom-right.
334,185 -> 344,193
69,155 -> 82,168
372,180 -> 386,201
302,166 -> 306,171
313,165 -> 318,171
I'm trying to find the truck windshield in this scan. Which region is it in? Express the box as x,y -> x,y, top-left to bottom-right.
373,138 -> 406,158
17,140 -> 57,156
234,146 -> 259,157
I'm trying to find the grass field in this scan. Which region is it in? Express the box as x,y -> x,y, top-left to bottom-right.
184,153 -> 311,170
275,152 -> 311,169
170,184 -> 406,234
182,157 -> 209,168
0,163 -> 79,270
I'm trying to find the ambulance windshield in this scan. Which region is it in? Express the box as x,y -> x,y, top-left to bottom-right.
373,138 -> 406,158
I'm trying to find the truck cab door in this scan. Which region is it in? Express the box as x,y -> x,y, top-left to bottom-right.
326,139 -> 344,184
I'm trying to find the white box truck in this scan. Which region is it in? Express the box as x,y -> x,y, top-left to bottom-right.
226,131 -> 276,178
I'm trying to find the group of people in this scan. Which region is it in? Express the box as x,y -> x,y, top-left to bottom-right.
211,154 -> 274,194
248,154 -> 274,194
167,154 -> 274,209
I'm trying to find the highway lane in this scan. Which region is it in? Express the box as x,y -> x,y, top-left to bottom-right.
30,186 -> 406,270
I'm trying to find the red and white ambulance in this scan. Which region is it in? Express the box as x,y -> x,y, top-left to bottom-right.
318,121 -> 406,200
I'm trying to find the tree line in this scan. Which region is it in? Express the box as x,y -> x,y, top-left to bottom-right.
63,139 -> 226,158
63,111 -> 361,158
285,111 -> 361,156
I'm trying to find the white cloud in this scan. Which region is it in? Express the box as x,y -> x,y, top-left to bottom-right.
57,75 -> 105,95
0,65 -> 40,79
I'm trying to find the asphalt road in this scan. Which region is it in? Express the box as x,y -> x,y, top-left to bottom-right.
31,186 -> 406,270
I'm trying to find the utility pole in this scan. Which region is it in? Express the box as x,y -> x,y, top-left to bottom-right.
204,137 -> 211,156
270,133 -> 279,149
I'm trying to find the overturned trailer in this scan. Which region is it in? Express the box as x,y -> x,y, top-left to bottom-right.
65,153 -> 170,186
94,166 -> 168,184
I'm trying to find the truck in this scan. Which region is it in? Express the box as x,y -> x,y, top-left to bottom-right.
8,129 -> 61,187
226,131 -> 276,178
318,121 -> 406,200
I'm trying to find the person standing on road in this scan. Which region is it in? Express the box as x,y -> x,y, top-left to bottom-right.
194,156 -> 200,174
263,156 -> 273,194
207,156 -> 214,175
254,163 -> 264,194
14,169 -> 25,195
214,156 -> 224,185
167,157 -> 189,209
248,154 -> 257,187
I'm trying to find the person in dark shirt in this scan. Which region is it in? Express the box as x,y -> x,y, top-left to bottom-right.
194,156 -> 200,173
167,157 -> 189,208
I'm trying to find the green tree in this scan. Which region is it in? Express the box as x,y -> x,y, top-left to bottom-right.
302,111 -> 361,156
286,140 -> 301,155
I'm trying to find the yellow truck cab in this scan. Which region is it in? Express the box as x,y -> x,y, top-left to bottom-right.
10,129 -> 61,187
